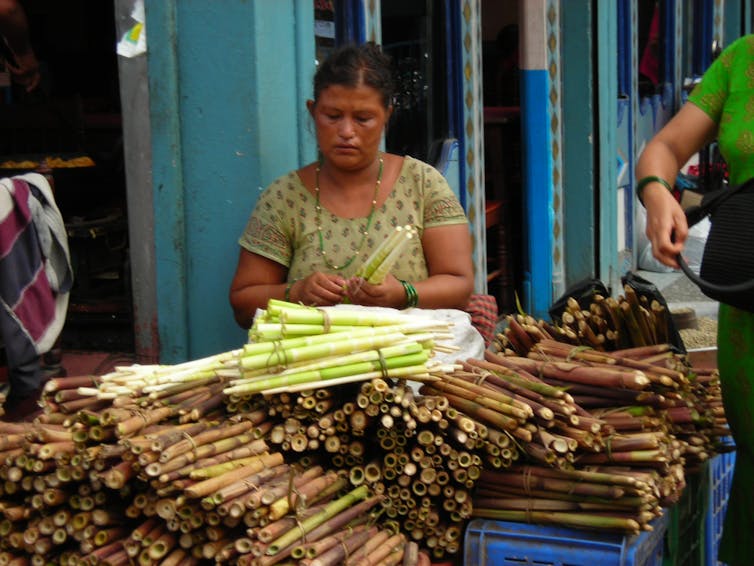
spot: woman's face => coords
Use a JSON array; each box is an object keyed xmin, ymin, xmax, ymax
[{"xmin": 308, "ymin": 83, "xmax": 392, "ymax": 171}]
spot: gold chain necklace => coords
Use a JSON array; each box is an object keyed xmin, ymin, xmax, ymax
[{"xmin": 315, "ymin": 155, "xmax": 383, "ymax": 271}]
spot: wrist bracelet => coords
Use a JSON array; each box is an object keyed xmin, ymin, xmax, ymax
[
  {"xmin": 399, "ymin": 279, "xmax": 418, "ymax": 308},
  {"xmin": 284, "ymin": 280, "xmax": 297, "ymax": 302},
  {"xmin": 636, "ymin": 175, "xmax": 673, "ymax": 205}
]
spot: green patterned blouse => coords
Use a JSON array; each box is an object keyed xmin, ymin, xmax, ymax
[
  {"xmin": 688, "ymin": 34, "xmax": 754, "ymax": 186},
  {"xmin": 239, "ymin": 155, "xmax": 468, "ymax": 281},
  {"xmin": 688, "ymin": 34, "xmax": 754, "ymax": 566}
]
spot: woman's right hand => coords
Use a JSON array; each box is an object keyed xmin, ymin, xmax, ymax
[
  {"xmin": 636, "ymin": 102, "xmax": 718, "ymax": 270},
  {"xmin": 290, "ymin": 272, "xmax": 346, "ymax": 306},
  {"xmin": 643, "ymin": 184, "xmax": 688, "ymax": 269}
]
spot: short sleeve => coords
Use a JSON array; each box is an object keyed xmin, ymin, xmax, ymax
[
  {"xmin": 687, "ymin": 35, "xmax": 754, "ymax": 186},
  {"xmin": 414, "ymin": 160, "xmax": 468, "ymax": 228},
  {"xmin": 238, "ymin": 173, "xmax": 300, "ymax": 268},
  {"xmin": 687, "ymin": 36, "xmax": 746, "ymax": 122}
]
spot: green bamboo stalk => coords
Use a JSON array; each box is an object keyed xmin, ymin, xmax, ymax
[
  {"xmin": 240, "ymin": 325, "xmax": 395, "ymax": 360},
  {"xmin": 356, "ymin": 225, "xmax": 406, "ymax": 280},
  {"xmin": 239, "ymin": 331, "xmax": 409, "ymax": 371},
  {"xmin": 184, "ymin": 453, "xmax": 285, "ymax": 499},
  {"xmin": 227, "ymin": 351, "xmax": 428, "ymax": 395},
  {"xmin": 266, "ymin": 303, "xmax": 412, "ymax": 327},
  {"xmin": 266, "ymin": 485, "xmax": 369, "ymax": 555},
  {"xmin": 261, "ymin": 364, "xmax": 431, "ymax": 395},
  {"xmin": 366, "ymin": 228, "xmax": 416, "ymax": 284},
  {"xmin": 250, "ymin": 323, "xmax": 355, "ymax": 341},
  {"xmin": 229, "ymin": 342, "xmax": 425, "ymax": 387}
]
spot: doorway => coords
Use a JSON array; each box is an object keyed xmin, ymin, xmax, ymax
[
  {"xmin": 480, "ymin": 0, "xmax": 523, "ymax": 315},
  {"xmin": 0, "ymin": 1, "xmax": 133, "ymax": 355}
]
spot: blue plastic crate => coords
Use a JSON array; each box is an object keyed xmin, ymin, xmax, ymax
[
  {"xmin": 463, "ymin": 515, "xmax": 668, "ymax": 566},
  {"xmin": 706, "ymin": 448, "xmax": 736, "ymax": 566},
  {"xmin": 663, "ymin": 464, "xmax": 709, "ymax": 566}
]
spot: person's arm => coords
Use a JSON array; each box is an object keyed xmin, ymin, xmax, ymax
[
  {"xmin": 229, "ymin": 250, "xmax": 348, "ymax": 328},
  {"xmin": 411, "ymin": 223, "xmax": 474, "ymax": 308},
  {"xmin": 0, "ymin": 0, "xmax": 40, "ymax": 91},
  {"xmin": 636, "ymin": 102, "xmax": 717, "ymax": 268},
  {"xmin": 229, "ymin": 251, "xmax": 288, "ymax": 329}
]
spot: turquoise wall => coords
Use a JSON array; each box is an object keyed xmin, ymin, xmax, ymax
[
  {"xmin": 146, "ymin": 1, "xmax": 316, "ymax": 362},
  {"xmin": 561, "ymin": 2, "xmax": 597, "ymax": 286}
]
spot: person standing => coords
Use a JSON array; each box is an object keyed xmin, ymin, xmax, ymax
[{"xmin": 636, "ymin": 34, "xmax": 754, "ymax": 565}]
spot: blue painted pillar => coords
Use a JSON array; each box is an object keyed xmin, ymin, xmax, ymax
[
  {"xmin": 145, "ymin": 1, "xmax": 316, "ymax": 362},
  {"xmin": 519, "ymin": 0, "xmax": 553, "ymax": 318},
  {"xmin": 561, "ymin": 3, "xmax": 597, "ymax": 285}
]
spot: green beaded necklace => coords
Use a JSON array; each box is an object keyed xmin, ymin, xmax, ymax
[{"xmin": 314, "ymin": 155, "xmax": 383, "ymax": 271}]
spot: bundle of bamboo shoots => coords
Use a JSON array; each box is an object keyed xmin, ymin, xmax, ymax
[
  {"xmin": 256, "ymin": 377, "xmax": 477, "ymax": 560},
  {"xmin": 491, "ymin": 286, "xmax": 673, "ymax": 354},
  {"xmin": 354, "ymin": 224, "xmax": 418, "ymax": 284},
  {"xmin": 489, "ymin": 296, "xmax": 730, "ymax": 459},
  {"xmin": 0, "ymin": 420, "xmax": 134, "ymax": 564},
  {"xmin": 221, "ymin": 301, "xmax": 459, "ymax": 402},
  {"xmin": 428, "ymin": 358, "xmax": 609, "ymax": 470},
  {"xmin": 472, "ymin": 464, "xmax": 665, "ymax": 534},
  {"xmin": 0, "ymin": 397, "xmax": 424, "ymax": 566}
]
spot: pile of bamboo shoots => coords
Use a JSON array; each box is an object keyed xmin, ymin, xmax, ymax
[
  {"xmin": 423, "ymin": 359, "xmax": 605, "ymax": 471},
  {"xmin": 0, "ymin": 294, "xmax": 733, "ymax": 563},
  {"xmin": 465, "ymin": 288, "xmax": 731, "ymax": 534},
  {"xmin": 256, "ymin": 377, "xmax": 477, "ymax": 559},
  {"xmin": 0, "ymin": 382, "xmax": 421, "ymax": 565},
  {"xmin": 493, "ymin": 286, "xmax": 674, "ymax": 351},
  {"xmin": 490, "ymin": 296, "xmax": 730, "ymax": 463},
  {"xmin": 0, "ymin": 301, "xmax": 463, "ymax": 564},
  {"xmin": 219, "ymin": 302, "xmax": 480, "ymax": 559}
]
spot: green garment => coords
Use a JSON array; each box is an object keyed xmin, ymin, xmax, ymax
[
  {"xmin": 239, "ymin": 155, "xmax": 468, "ymax": 281},
  {"xmin": 688, "ymin": 34, "xmax": 754, "ymax": 566}
]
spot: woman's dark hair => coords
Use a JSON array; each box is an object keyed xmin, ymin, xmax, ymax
[{"xmin": 313, "ymin": 42, "xmax": 395, "ymax": 109}]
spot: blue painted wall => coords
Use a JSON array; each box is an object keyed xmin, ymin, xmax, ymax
[
  {"xmin": 561, "ymin": 2, "xmax": 597, "ymax": 286},
  {"xmin": 146, "ymin": 1, "xmax": 316, "ymax": 363}
]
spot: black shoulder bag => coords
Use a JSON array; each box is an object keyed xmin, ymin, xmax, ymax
[{"xmin": 677, "ymin": 177, "xmax": 754, "ymax": 313}]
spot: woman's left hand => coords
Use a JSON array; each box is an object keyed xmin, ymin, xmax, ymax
[{"xmin": 343, "ymin": 274, "xmax": 406, "ymax": 309}]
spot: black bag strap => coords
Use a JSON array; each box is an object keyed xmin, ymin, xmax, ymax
[
  {"xmin": 677, "ymin": 177, "xmax": 754, "ymax": 293},
  {"xmin": 683, "ymin": 177, "xmax": 754, "ymax": 226}
]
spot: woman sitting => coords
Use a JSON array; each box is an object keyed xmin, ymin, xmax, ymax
[{"xmin": 229, "ymin": 42, "xmax": 474, "ymax": 329}]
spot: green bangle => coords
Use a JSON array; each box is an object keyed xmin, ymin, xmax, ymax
[
  {"xmin": 399, "ymin": 280, "xmax": 418, "ymax": 308},
  {"xmin": 636, "ymin": 175, "xmax": 673, "ymax": 204},
  {"xmin": 284, "ymin": 280, "xmax": 297, "ymax": 302}
]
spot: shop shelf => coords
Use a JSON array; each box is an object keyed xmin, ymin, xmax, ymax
[
  {"xmin": 706, "ymin": 446, "xmax": 736, "ymax": 566},
  {"xmin": 463, "ymin": 515, "xmax": 668, "ymax": 566}
]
